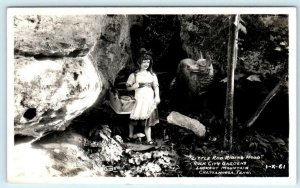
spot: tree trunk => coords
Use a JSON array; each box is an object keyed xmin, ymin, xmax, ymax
[
  {"xmin": 245, "ymin": 75, "xmax": 287, "ymax": 127},
  {"xmin": 224, "ymin": 15, "xmax": 239, "ymax": 151}
]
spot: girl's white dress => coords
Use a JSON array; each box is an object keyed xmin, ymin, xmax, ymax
[{"xmin": 126, "ymin": 71, "xmax": 159, "ymax": 122}]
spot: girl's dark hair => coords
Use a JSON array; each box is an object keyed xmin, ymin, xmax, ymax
[{"xmin": 136, "ymin": 48, "xmax": 154, "ymax": 74}]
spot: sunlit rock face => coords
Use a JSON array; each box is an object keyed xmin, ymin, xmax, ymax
[
  {"xmin": 10, "ymin": 142, "xmax": 106, "ymax": 180},
  {"xmin": 14, "ymin": 15, "xmax": 105, "ymax": 57},
  {"xmin": 13, "ymin": 15, "xmax": 131, "ymax": 137},
  {"xmin": 9, "ymin": 127, "xmax": 123, "ymax": 180},
  {"xmin": 14, "ymin": 56, "xmax": 101, "ymax": 137},
  {"xmin": 89, "ymin": 15, "xmax": 132, "ymax": 103}
]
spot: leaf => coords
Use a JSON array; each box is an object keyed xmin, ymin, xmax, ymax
[
  {"xmin": 255, "ymin": 134, "xmax": 270, "ymax": 143},
  {"xmin": 239, "ymin": 16, "xmax": 246, "ymax": 24},
  {"xmin": 220, "ymin": 77, "xmax": 228, "ymax": 83},
  {"xmin": 194, "ymin": 147, "xmax": 204, "ymax": 154},
  {"xmin": 101, "ymin": 125, "xmax": 112, "ymax": 137},
  {"xmin": 247, "ymin": 75, "xmax": 262, "ymax": 82},
  {"xmin": 249, "ymin": 142, "xmax": 255, "ymax": 149},
  {"xmin": 280, "ymin": 41, "xmax": 288, "ymax": 46},
  {"xmin": 99, "ymin": 132, "xmax": 109, "ymax": 141},
  {"xmin": 259, "ymin": 141, "xmax": 269, "ymax": 149},
  {"xmin": 274, "ymin": 46, "xmax": 282, "ymax": 51},
  {"xmin": 238, "ymin": 23, "xmax": 247, "ymax": 34},
  {"xmin": 273, "ymin": 138, "xmax": 286, "ymax": 146},
  {"xmin": 261, "ymin": 147, "xmax": 267, "ymax": 153}
]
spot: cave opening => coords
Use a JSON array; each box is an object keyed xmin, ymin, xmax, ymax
[{"xmin": 125, "ymin": 16, "xmax": 187, "ymax": 104}]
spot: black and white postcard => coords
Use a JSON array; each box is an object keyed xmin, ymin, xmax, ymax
[{"xmin": 7, "ymin": 7, "xmax": 296, "ymax": 184}]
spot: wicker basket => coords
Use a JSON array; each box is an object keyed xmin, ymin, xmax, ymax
[{"xmin": 109, "ymin": 90, "xmax": 135, "ymax": 114}]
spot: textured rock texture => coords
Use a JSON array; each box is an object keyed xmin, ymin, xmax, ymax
[
  {"xmin": 14, "ymin": 15, "xmax": 131, "ymax": 137},
  {"xmin": 14, "ymin": 15, "xmax": 104, "ymax": 57},
  {"xmin": 167, "ymin": 111, "xmax": 206, "ymax": 137},
  {"xmin": 10, "ymin": 132, "xmax": 105, "ymax": 180},
  {"xmin": 14, "ymin": 56, "xmax": 101, "ymax": 137},
  {"xmin": 89, "ymin": 15, "xmax": 132, "ymax": 101},
  {"xmin": 10, "ymin": 142, "xmax": 106, "ymax": 180},
  {"xmin": 10, "ymin": 126, "xmax": 124, "ymax": 179}
]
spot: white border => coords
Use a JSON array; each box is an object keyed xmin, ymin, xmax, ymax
[
  {"xmin": 7, "ymin": 7, "xmax": 297, "ymax": 185},
  {"xmin": 7, "ymin": 7, "xmax": 297, "ymax": 15}
]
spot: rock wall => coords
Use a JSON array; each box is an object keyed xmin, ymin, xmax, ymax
[
  {"xmin": 89, "ymin": 15, "xmax": 132, "ymax": 104},
  {"xmin": 14, "ymin": 15, "xmax": 131, "ymax": 137},
  {"xmin": 10, "ymin": 142, "xmax": 105, "ymax": 179},
  {"xmin": 14, "ymin": 56, "xmax": 101, "ymax": 137},
  {"xmin": 14, "ymin": 15, "xmax": 104, "ymax": 57}
]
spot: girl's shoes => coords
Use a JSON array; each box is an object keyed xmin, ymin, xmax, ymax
[
  {"xmin": 126, "ymin": 137, "xmax": 156, "ymax": 145},
  {"xmin": 146, "ymin": 140, "xmax": 156, "ymax": 145}
]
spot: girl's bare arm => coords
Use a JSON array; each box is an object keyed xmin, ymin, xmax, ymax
[{"xmin": 126, "ymin": 82, "xmax": 139, "ymax": 91}]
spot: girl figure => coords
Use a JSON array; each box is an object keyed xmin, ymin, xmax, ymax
[{"xmin": 126, "ymin": 49, "xmax": 160, "ymax": 145}]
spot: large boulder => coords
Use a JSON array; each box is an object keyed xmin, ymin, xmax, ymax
[
  {"xmin": 9, "ymin": 126, "xmax": 124, "ymax": 180},
  {"xmin": 87, "ymin": 15, "xmax": 132, "ymax": 106},
  {"xmin": 9, "ymin": 142, "xmax": 106, "ymax": 180},
  {"xmin": 14, "ymin": 15, "xmax": 105, "ymax": 57},
  {"xmin": 90, "ymin": 15, "xmax": 131, "ymax": 82},
  {"xmin": 10, "ymin": 136, "xmax": 100, "ymax": 180},
  {"xmin": 14, "ymin": 56, "xmax": 102, "ymax": 137},
  {"xmin": 13, "ymin": 15, "xmax": 132, "ymax": 137}
]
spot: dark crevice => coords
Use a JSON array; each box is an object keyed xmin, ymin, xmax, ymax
[
  {"xmin": 20, "ymin": 97, "xmax": 26, "ymax": 107},
  {"xmin": 39, "ymin": 117, "xmax": 54, "ymax": 124},
  {"xmin": 14, "ymin": 49, "xmax": 63, "ymax": 60},
  {"xmin": 42, "ymin": 109, "xmax": 54, "ymax": 116},
  {"xmin": 73, "ymin": 72, "xmax": 79, "ymax": 81},
  {"xmin": 56, "ymin": 107, "xmax": 67, "ymax": 115},
  {"xmin": 14, "ymin": 48, "xmax": 89, "ymax": 59},
  {"xmin": 23, "ymin": 108, "xmax": 37, "ymax": 121},
  {"xmin": 68, "ymin": 49, "xmax": 82, "ymax": 57},
  {"xmin": 60, "ymin": 42, "xmax": 71, "ymax": 48},
  {"xmin": 68, "ymin": 48, "xmax": 89, "ymax": 57},
  {"xmin": 14, "ymin": 134, "xmax": 35, "ymax": 145},
  {"xmin": 33, "ymin": 53, "xmax": 63, "ymax": 60}
]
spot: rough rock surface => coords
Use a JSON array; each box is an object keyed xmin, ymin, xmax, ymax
[
  {"xmin": 13, "ymin": 15, "xmax": 131, "ymax": 137},
  {"xmin": 167, "ymin": 111, "xmax": 206, "ymax": 137},
  {"xmin": 10, "ymin": 142, "xmax": 106, "ymax": 180},
  {"xmin": 14, "ymin": 56, "xmax": 101, "ymax": 137},
  {"xmin": 90, "ymin": 15, "xmax": 131, "ymax": 83},
  {"xmin": 10, "ymin": 127, "xmax": 124, "ymax": 180},
  {"xmin": 11, "ymin": 140, "xmax": 100, "ymax": 180},
  {"xmin": 14, "ymin": 15, "xmax": 105, "ymax": 57}
]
